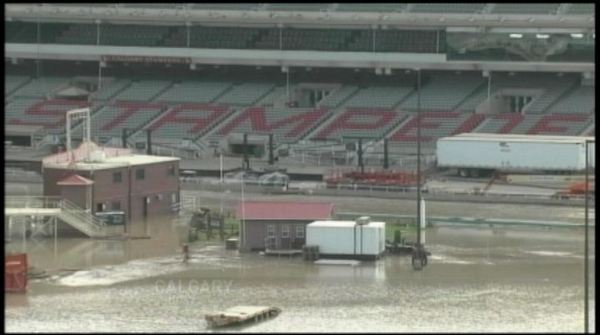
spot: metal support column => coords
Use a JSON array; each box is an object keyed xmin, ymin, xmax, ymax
[
  {"xmin": 357, "ymin": 138, "xmax": 364, "ymax": 174},
  {"xmin": 122, "ymin": 128, "xmax": 128, "ymax": 148},
  {"xmin": 54, "ymin": 216, "xmax": 58, "ymax": 261},
  {"xmin": 268, "ymin": 134, "xmax": 274, "ymax": 165},
  {"xmin": 383, "ymin": 138, "xmax": 389, "ymax": 169},
  {"xmin": 243, "ymin": 133, "xmax": 249, "ymax": 170}
]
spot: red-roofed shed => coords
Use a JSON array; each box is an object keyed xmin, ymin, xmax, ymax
[{"xmin": 236, "ymin": 201, "xmax": 335, "ymax": 252}]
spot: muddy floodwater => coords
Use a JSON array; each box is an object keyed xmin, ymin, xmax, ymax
[{"xmin": 5, "ymin": 217, "xmax": 595, "ymax": 333}]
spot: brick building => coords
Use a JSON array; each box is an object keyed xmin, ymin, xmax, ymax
[
  {"xmin": 42, "ymin": 142, "xmax": 180, "ymax": 225},
  {"xmin": 236, "ymin": 201, "xmax": 335, "ymax": 251}
]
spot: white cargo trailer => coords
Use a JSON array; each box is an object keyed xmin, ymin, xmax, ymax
[
  {"xmin": 437, "ymin": 133, "xmax": 595, "ymax": 177},
  {"xmin": 306, "ymin": 219, "xmax": 386, "ymax": 259}
]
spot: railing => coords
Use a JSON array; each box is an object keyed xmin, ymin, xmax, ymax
[
  {"xmin": 5, "ymin": 196, "xmax": 63, "ymax": 209},
  {"xmin": 59, "ymin": 198, "xmax": 107, "ymax": 237},
  {"xmin": 5, "ymin": 196, "xmax": 108, "ymax": 237}
]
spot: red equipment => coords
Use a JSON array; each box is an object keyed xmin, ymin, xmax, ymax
[{"xmin": 5, "ymin": 253, "xmax": 28, "ymax": 293}]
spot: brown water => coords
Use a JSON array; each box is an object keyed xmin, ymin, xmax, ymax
[{"xmin": 5, "ymin": 219, "xmax": 595, "ymax": 333}]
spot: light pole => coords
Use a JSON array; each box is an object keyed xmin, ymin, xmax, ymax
[
  {"xmin": 412, "ymin": 68, "xmax": 427, "ymax": 271},
  {"xmin": 584, "ymin": 139, "xmax": 594, "ymax": 333}
]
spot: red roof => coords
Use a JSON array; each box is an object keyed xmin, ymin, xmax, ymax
[
  {"xmin": 56, "ymin": 174, "xmax": 94, "ymax": 186},
  {"xmin": 235, "ymin": 201, "xmax": 334, "ymax": 221}
]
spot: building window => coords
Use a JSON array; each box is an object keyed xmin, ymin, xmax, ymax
[
  {"xmin": 281, "ymin": 225, "xmax": 290, "ymax": 238},
  {"xmin": 296, "ymin": 225, "xmax": 305, "ymax": 238},
  {"xmin": 113, "ymin": 171, "xmax": 122, "ymax": 183},
  {"xmin": 171, "ymin": 193, "xmax": 177, "ymax": 204},
  {"xmin": 96, "ymin": 203, "xmax": 105, "ymax": 212},
  {"xmin": 136, "ymin": 168, "xmax": 145, "ymax": 180},
  {"xmin": 267, "ymin": 224, "xmax": 275, "ymax": 238},
  {"xmin": 168, "ymin": 165, "xmax": 175, "ymax": 176},
  {"xmin": 112, "ymin": 201, "xmax": 121, "ymax": 210}
]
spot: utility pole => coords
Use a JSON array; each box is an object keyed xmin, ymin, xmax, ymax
[
  {"xmin": 412, "ymin": 68, "xmax": 427, "ymax": 271},
  {"xmin": 584, "ymin": 139, "xmax": 593, "ymax": 333}
]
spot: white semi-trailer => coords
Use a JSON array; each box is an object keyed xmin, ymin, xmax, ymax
[{"xmin": 437, "ymin": 133, "xmax": 595, "ymax": 177}]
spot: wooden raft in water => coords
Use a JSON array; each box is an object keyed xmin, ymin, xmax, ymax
[{"xmin": 205, "ymin": 306, "xmax": 281, "ymax": 328}]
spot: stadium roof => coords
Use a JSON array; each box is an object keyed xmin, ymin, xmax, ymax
[{"xmin": 6, "ymin": 3, "xmax": 594, "ymax": 30}]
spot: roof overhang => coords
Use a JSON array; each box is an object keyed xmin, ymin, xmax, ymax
[
  {"xmin": 6, "ymin": 43, "xmax": 594, "ymax": 73},
  {"xmin": 5, "ymin": 4, "xmax": 595, "ymax": 31}
]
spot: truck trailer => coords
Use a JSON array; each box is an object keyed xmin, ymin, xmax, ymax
[{"xmin": 436, "ymin": 133, "xmax": 595, "ymax": 177}]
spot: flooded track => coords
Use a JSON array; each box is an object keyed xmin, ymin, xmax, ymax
[{"xmin": 5, "ymin": 222, "xmax": 595, "ymax": 333}]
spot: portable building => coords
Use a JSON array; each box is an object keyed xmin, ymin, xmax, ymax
[{"xmin": 306, "ymin": 219, "xmax": 386, "ymax": 259}]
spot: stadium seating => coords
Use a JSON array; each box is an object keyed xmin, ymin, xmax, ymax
[
  {"xmin": 525, "ymin": 114, "xmax": 593, "ymax": 135},
  {"xmin": 165, "ymin": 26, "xmax": 262, "ymax": 49},
  {"xmin": 3, "ymin": 74, "xmax": 593, "ymax": 143},
  {"xmin": 5, "ymin": 76, "xmax": 31, "ymax": 96},
  {"xmin": 210, "ymin": 107, "xmax": 330, "ymax": 143},
  {"xmin": 311, "ymin": 109, "xmax": 409, "ymax": 141},
  {"xmin": 56, "ymin": 24, "xmax": 170, "ymax": 46},
  {"xmin": 216, "ymin": 82, "xmax": 275, "ymax": 106},
  {"xmin": 548, "ymin": 86, "xmax": 595, "ymax": 114},
  {"xmin": 455, "ymin": 73, "xmax": 577, "ymax": 113},
  {"xmin": 92, "ymin": 79, "xmax": 132, "ymax": 101},
  {"xmin": 255, "ymin": 85, "xmax": 297, "ymax": 107},
  {"xmin": 5, "ymin": 21, "xmax": 38, "ymax": 43},
  {"xmin": 156, "ymin": 81, "xmax": 233, "ymax": 103},
  {"xmin": 146, "ymin": 104, "xmax": 233, "ymax": 141},
  {"xmin": 91, "ymin": 102, "xmax": 166, "ymax": 137},
  {"xmin": 283, "ymin": 29, "xmax": 354, "ymax": 51},
  {"xmin": 55, "ymin": 24, "xmax": 97, "ymax": 45},
  {"xmin": 473, "ymin": 113, "xmax": 525, "ymax": 134},
  {"xmin": 400, "ymin": 73, "xmax": 484, "ymax": 111},
  {"xmin": 113, "ymin": 80, "xmax": 172, "ymax": 102},
  {"xmin": 347, "ymin": 30, "xmax": 444, "ymax": 53},
  {"xmin": 523, "ymin": 75, "xmax": 579, "ymax": 114},
  {"xmin": 342, "ymin": 86, "xmax": 414, "ymax": 109},
  {"xmin": 389, "ymin": 112, "xmax": 486, "ymax": 143},
  {"xmin": 100, "ymin": 24, "xmax": 169, "ymax": 47},
  {"xmin": 318, "ymin": 86, "xmax": 360, "ymax": 108},
  {"xmin": 6, "ymin": 98, "xmax": 90, "ymax": 133},
  {"xmin": 11, "ymin": 77, "xmax": 71, "ymax": 99}
]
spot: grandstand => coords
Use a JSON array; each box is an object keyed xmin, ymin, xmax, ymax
[{"xmin": 4, "ymin": 3, "xmax": 595, "ymax": 168}]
